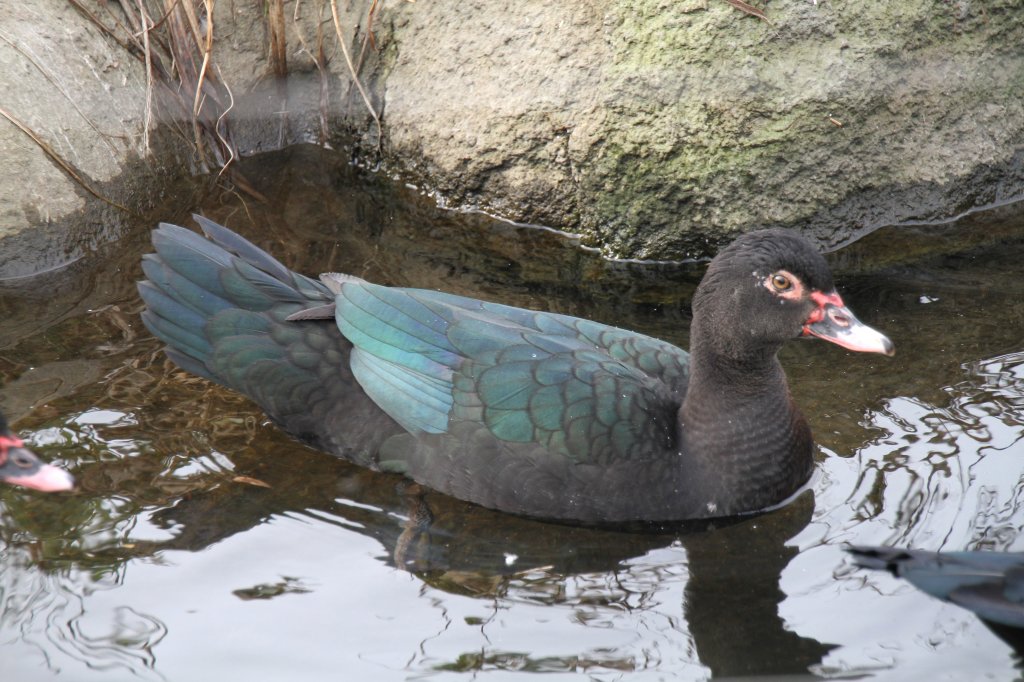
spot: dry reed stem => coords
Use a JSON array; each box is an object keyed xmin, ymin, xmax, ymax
[
  {"xmin": 68, "ymin": 0, "xmax": 179, "ymax": 152},
  {"xmin": 266, "ymin": 0, "xmax": 289, "ymax": 146},
  {"xmin": 267, "ymin": 0, "xmax": 288, "ymax": 78},
  {"xmin": 85, "ymin": 0, "xmax": 142, "ymax": 51},
  {"xmin": 330, "ymin": 0, "xmax": 382, "ymax": 153},
  {"xmin": 65, "ymin": 0, "xmax": 264, "ymax": 205},
  {"xmin": 190, "ymin": 4, "xmax": 215, "ymax": 169},
  {"xmin": 179, "ymin": 0, "xmax": 205, "ymax": 49},
  {"xmin": 212, "ymin": 63, "xmax": 241, "ymax": 184},
  {"xmin": 722, "ymin": 0, "xmax": 771, "ymax": 23},
  {"xmin": 136, "ymin": 0, "xmax": 155, "ymax": 152},
  {"xmin": 116, "ymin": 0, "xmax": 142, "ymax": 32},
  {"xmin": 353, "ymin": 0, "xmax": 380, "ymax": 74},
  {"xmin": 74, "ymin": 0, "xmax": 373, "ymax": 195},
  {"xmin": 292, "ymin": 0, "xmax": 332, "ymax": 143}
]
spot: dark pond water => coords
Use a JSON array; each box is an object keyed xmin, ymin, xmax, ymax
[{"xmin": 2, "ymin": 145, "xmax": 1024, "ymax": 681}]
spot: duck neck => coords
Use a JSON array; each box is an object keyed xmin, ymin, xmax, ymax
[
  {"xmin": 686, "ymin": 336, "xmax": 784, "ymax": 392},
  {"xmin": 677, "ymin": 336, "xmax": 813, "ymax": 517}
]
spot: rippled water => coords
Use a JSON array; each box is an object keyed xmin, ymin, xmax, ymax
[{"xmin": 2, "ymin": 146, "xmax": 1024, "ymax": 681}]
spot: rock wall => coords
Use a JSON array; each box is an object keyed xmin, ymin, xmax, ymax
[
  {"xmin": 1, "ymin": 0, "xmax": 1022, "ymax": 272},
  {"xmin": 0, "ymin": 2, "xmax": 189, "ymax": 279},
  {"xmin": 372, "ymin": 0, "xmax": 1024, "ymax": 257}
]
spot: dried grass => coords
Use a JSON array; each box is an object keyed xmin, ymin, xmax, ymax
[
  {"xmin": 4, "ymin": 0, "xmax": 388, "ymax": 212},
  {"xmin": 64, "ymin": 0, "xmax": 387, "ymax": 182}
]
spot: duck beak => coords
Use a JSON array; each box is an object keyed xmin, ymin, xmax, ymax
[
  {"xmin": 803, "ymin": 292, "xmax": 894, "ymax": 356},
  {"xmin": 1, "ymin": 442, "xmax": 75, "ymax": 492}
]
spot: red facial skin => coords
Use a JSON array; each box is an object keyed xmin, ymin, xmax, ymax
[
  {"xmin": 763, "ymin": 270, "xmax": 894, "ymax": 356},
  {"xmin": 803, "ymin": 290, "xmax": 846, "ymax": 332}
]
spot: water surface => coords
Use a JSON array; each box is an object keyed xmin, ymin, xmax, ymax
[{"xmin": 2, "ymin": 146, "xmax": 1024, "ymax": 681}]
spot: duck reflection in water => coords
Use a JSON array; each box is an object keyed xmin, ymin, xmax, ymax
[{"xmin": 67, "ymin": 447, "xmax": 824, "ymax": 678}]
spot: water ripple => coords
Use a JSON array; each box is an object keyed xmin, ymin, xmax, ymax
[
  {"xmin": 1, "ymin": 545, "xmax": 166, "ymax": 681},
  {"xmin": 781, "ymin": 350, "xmax": 1024, "ymax": 680}
]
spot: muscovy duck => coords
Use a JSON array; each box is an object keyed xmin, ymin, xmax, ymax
[
  {"xmin": 0, "ymin": 411, "xmax": 75, "ymax": 492},
  {"xmin": 848, "ymin": 546, "xmax": 1024, "ymax": 629},
  {"xmin": 138, "ymin": 217, "xmax": 892, "ymax": 523}
]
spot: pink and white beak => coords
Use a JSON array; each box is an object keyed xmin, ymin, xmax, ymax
[
  {"xmin": 803, "ymin": 291, "xmax": 895, "ymax": 356},
  {"xmin": 0, "ymin": 435, "xmax": 75, "ymax": 492}
]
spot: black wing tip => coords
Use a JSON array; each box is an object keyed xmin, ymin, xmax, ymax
[{"xmin": 845, "ymin": 545, "xmax": 916, "ymax": 572}]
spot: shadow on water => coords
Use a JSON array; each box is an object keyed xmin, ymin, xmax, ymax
[{"xmin": 2, "ymin": 145, "xmax": 1024, "ymax": 680}]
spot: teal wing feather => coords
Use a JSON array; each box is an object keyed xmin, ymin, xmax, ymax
[{"xmin": 335, "ymin": 282, "xmax": 689, "ymax": 464}]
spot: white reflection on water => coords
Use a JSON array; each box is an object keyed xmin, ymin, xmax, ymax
[
  {"xmin": 0, "ymin": 547, "xmax": 166, "ymax": 681},
  {"xmin": 1, "ymin": 516, "xmax": 706, "ymax": 681},
  {"xmin": 782, "ymin": 350, "xmax": 1024, "ymax": 680},
  {"xmin": 4, "ymin": 350, "xmax": 1024, "ymax": 680}
]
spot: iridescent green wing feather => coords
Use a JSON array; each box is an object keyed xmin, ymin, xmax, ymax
[{"xmin": 335, "ymin": 282, "xmax": 689, "ymax": 464}]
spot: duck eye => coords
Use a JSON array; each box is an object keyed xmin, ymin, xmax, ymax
[{"xmin": 770, "ymin": 273, "xmax": 792, "ymax": 292}]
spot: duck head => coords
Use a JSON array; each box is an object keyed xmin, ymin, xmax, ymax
[
  {"xmin": 692, "ymin": 229, "xmax": 894, "ymax": 361},
  {"xmin": 0, "ymin": 413, "xmax": 75, "ymax": 492}
]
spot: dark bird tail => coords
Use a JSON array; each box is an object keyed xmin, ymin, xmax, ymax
[
  {"xmin": 138, "ymin": 216, "xmax": 397, "ymax": 463},
  {"xmin": 138, "ymin": 215, "xmax": 331, "ymax": 382},
  {"xmin": 848, "ymin": 545, "xmax": 1024, "ymax": 630}
]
